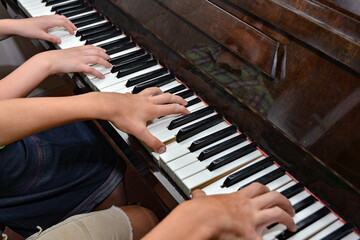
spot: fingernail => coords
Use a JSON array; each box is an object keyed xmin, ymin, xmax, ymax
[
  {"xmin": 57, "ymin": 39, "xmax": 61, "ymax": 44},
  {"xmin": 158, "ymin": 146, "xmax": 166, "ymax": 154}
]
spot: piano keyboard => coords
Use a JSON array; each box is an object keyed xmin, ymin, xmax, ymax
[{"xmin": 16, "ymin": 0, "xmax": 360, "ymax": 239}]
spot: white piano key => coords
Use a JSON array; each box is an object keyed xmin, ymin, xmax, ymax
[
  {"xmin": 214, "ymin": 164, "xmax": 279, "ymax": 194},
  {"xmin": 154, "ymin": 112, "xmax": 218, "ymax": 143},
  {"xmin": 265, "ymin": 174, "xmax": 292, "ymax": 191},
  {"xmin": 93, "ymin": 35, "xmax": 126, "ymax": 46},
  {"xmin": 164, "ymin": 132, "xmax": 241, "ymax": 171},
  {"xmin": 263, "ymin": 202, "xmax": 324, "ymax": 240},
  {"xmin": 309, "ymin": 220, "xmax": 344, "ymax": 240},
  {"xmin": 91, "ymin": 65, "xmax": 162, "ymax": 90},
  {"xmin": 275, "ymin": 180, "xmax": 297, "ymax": 192},
  {"xmin": 175, "ymin": 140, "xmax": 251, "ymax": 180},
  {"xmin": 109, "ymin": 47, "xmax": 139, "ymax": 59},
  {"xmin": 67, "ymin": 10, "xmax": 97, "ymax": 20},
  {"xmin": 200, "ymin": 156, "xmax": 266, "ymax": 195},
  {"xmin": 288, "ymin": 213, "xmax": 338, "ymax": 240},
  {"xmin": 341, "ymin": 232, "xmax": 360, "ymax": 240},
  {"xmin": 158, "ymin": 121, "xmax": 230, "ymax": 163},
  {"xmin": 179, "ymin": 150, "xmax": 263, "ymax": 196},
  {"xmin": 159, "ymin": 81, "xmax": 182, "ymax": 92},
  {"xmin": 77, "ymin": 20, "xmax": 108, "ymax": 31},
  {"xmin": 289, "ymin": 190, "xmax": 311, "ymax": 206}
]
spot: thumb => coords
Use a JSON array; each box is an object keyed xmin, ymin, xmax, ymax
[
  {"xmin": 135, "ymin": 126, "xmax": 166, "ymax": 154},
  {"xmin": 191, "ymin": 189, "xmax": 207, "ymax": 199},
  {"xmin": 42, "ymin": 32, "xmax": 61, "ymax": 44}
]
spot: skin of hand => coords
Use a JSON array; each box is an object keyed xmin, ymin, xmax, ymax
[
  {"xmin": 0, "ymin": 15, "xmax": 77, "ymax": 43},
  {"xmin": 39, "ymin": 45, "xmax": 112, "ymax": 79},
  {"xmin": 0, "ymin": 88, "xmax": 189, "ymax": 154},
  {"xmin": 143, "ymin": 183, "xmax": 296, "ymax": 240},
  {"xmin": 0, "ymin": 45, "xmax": 111, "ymax": 99},
  {"xmin": 98, "ymin": 88, "xmax": 190, "ymax": 153}
]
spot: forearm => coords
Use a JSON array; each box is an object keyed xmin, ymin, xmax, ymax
[
  {"xmin": 0, "ymin": 52, "xmax": 52, "ymax": 99},
  {"xmin": 143, "ymin": 201, "xmax": 218, "ymax": 240},
  {"xmin": 0, "ymin": 92, "xmax": 105, "ymax": 145},
  {"xmin": 0, "ymin": 19, "xmax": 21, "ymax": 40}
]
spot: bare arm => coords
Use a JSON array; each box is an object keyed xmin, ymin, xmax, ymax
[
  {"xmin": 0, "ymin": 89, "xmax": 189, "ymax": 153},
  {"xmin": 0, "ymin": 45, "xmax": 112, "ymax": 99},
  {"xmin": 143, "ymin": 183, "xmax": 296, "ymax": 240},
  {"xmin": 0, "ymin": 15, "xmax": 76, "ymax": 43}
]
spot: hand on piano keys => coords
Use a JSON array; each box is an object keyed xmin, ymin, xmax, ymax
[
  {"xmin": 0, "ymin": 14, "xmax": 76, "ymax": 43},
  {"xmin": 144, "ymin": 183, "xmax": 296, "ymax": 240}
]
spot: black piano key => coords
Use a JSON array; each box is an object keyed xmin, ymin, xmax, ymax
[
  {"xmin": 71, "ymin": 14, "xmax": 103, "ymax": 28},
  {"xmin": 85, "ymin": 30, "xmax": 121, "ymax": 45},
  {"xmin": 63, "ymin": 7, "xmax": 94, "ymax": 18},
  {"xmin": 208, "ymin": 142, "xmax": 258, "ymax": 171},
  {"xmin": 132, "ymin": 74, "xmax": 174, "ymax": 94},
  {"xmin": 293, "ymin": 195, "xmax": 316, "ymax": 213},
  {"xmin": 277, "ymin": 207, "xmax": 330, "ymax": 240},
  {"xmin": 80, "ymin": 26, "xmax": 116, "ymax": 41},
  {"xmin": 45, "ymin": 0, "xmax": 75, "ymax": 6},
  {"xmin": 239, "ymin": 167, "xmax": 286, "ymax": 190},
  {"xmin": 320, "ymin": 223, "xmax": 353, "ymax": 240},
  {"xmin": 52, "ymin": 2, "xmax": 83, "ymax": 12},
  {"xmin": 117, "ymin": 59, "xmax": 158, "ymax": 78},
  {"xmin": 111, "ymin": 54, "xmax": 152, "ymax": 73},
  {"xmin": 175, "ymin": 89, "xmax": 194, "ymax": 99},
  {"xmin": 164, "ymin": 84, "xmax": 186, "ymax": 94},
  {"xmin": 168, "ymin": 106, "xmax": 214, "ymax": 130},
  {"xmin": 107, "ymin": 42, "xmax": 136, "ymax": 55},
  {"xmin": 176, "ymin": 114, "xmax": 224, "ymax": 142},
  {"xmin": 109, "ymin": 49, "xmax": 145, "ymax": 65},
  {"xmin": 76, "ymin": 22, "xmax": 113, "ymax": 37},
  {"xmin": 57, "ymin": 5, "xmax": 87, "ymax": 14},
  {"xmin": 189, "ymin": 126, "xmax": 237, "ymax": 152},
  {"xmin": 98, "ymin": 37, "xmax": 131, "ymax": 50},
  {"xmin": 184, "ymin": 97, "xmax": 201, "ymax": 107},
  {"xmin": 280, "ymin": 182, "xmax": 304, "ymax": 199},
  {"xmin": 223, "ymin": 156, "xmax": 274, "ymax": 187},
  {"xmin": 198, "ymin": 134, "xmax": 247, "ymax": 161},
  {"xmin": 126, "ymin": 68, "xmax": 168, "ymax": 87}
]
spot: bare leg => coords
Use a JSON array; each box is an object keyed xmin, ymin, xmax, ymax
[
  {"xmin": 92, "ymin": 181, "xmax": 128, "ymax": 211},
  {"xmin": 120, "ymin": 205, "xmax": 159, "ymax": 240}
]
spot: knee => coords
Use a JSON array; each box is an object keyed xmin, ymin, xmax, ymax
[{"xmin": 121, "ymin": 205, "xmax": 159, "ymax": 240}]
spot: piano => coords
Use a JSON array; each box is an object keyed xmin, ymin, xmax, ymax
[{"xmin": 2, "ymin": 0, "xmax": 360, "ymax": 239}]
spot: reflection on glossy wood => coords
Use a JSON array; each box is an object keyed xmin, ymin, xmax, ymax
[{"xmin": 92, "ymin": 0, "xmax": 360, "ymax": 227}]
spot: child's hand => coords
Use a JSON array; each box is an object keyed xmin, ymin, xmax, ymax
[
  {"xmin": 38, "ymin": 45, "xmax": 111, "ymax": 79},
  {"xmin": 14, "ymin": 15, "xmax": 76, "ymax": 44}
]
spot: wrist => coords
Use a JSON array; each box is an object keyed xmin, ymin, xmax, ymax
[{"xmin": 0, "ymin": 19, "xmax": 17, "ymax": 39}]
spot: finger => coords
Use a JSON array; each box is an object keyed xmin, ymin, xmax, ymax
[
  {"xmin": 191, "ymin": 189, "xmax": 207, "ymax": 199},
  {"xmin": 153, "ymin": 104, "xmax": 190, "ymax": 118},
  {"xmin": 47, "ymin": 15, "xmax": 76, "ymax": 34},
  {"xmin": 138, "ymin": 87, "xmax": 163, "ymax": 97},
  {"xmin": 237, "ymin": 182, "xmax": 270, "ymax": 198},
  {"xmin": 85, "ymin": 56, "xmax": 112, "ymax": 69},
  {"xmin": 255, "ymin": 207, "xmax": 296, "ymax": 232},
  {"xmin": 151, "ymin": 93, "xmax": 188, "ymax": 106},
  {"xmin": 82, "ymin": 65, "xmax": 105, "ymax": 79},
  {"xmin": 252, "ymin": 191, "xmax": 295, "ymax": 216},
  {"xmin": 81, "ymin": 45, "xmax": 109, "ymax": 59},
  {"xmin": 133, "ymin": 125, "xmax": 165, "ymax": 153},
  {"xmin": 43, "ymin": 33, "xmax": 62, "ymax": 44}
]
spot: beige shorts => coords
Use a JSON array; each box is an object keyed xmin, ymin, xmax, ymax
[{"xmin": 26, "ymin": 206, "xmax": 133, "ymax": 240}]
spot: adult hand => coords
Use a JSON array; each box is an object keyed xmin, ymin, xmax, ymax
[
  {"xmin": 38, "ymin": 45, "xmax": 111, "ymax": 79},
  {"xmin": 13, "ymin": 15, "xmax": 76, "ymax": 44},
  {"xmin": 191, "ymin": 183, "xmax": 296, "ymax": 240},
  {"xmin": 98, "ymin": 88, "xmax": 190, "ymax": 153}
]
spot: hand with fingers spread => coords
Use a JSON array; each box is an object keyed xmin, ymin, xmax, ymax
[
  {"xmin": 0, "ymin": 15, "xmax": 77, "ymax": 43},
  {"xmin": 143, "ymin": 182, "xmax": 296, "ymax": 240},
  {"xmin": 98, "ymin": 88, "xmax": 190, "ymax": 153}
]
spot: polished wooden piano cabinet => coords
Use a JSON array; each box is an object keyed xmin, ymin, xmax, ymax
[
  {"xmin": 3, "ymin": 0, "xmax": 360, "ymax": 237},
  {"xmin": 87, "ymin": 0, "xmax": 360, "ymax": 226}
]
